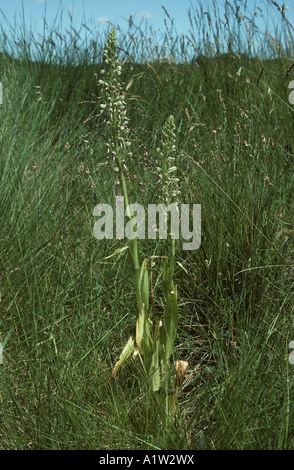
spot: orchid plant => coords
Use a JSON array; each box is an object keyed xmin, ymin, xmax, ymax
[{"xmin": 97, "ymin": 27, "xmax": 188, "ymax": 415}]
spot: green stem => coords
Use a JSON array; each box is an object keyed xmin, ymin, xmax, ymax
[{"xmin": 112, "ymin": 119, "xmax": 142, "ymax": 316}]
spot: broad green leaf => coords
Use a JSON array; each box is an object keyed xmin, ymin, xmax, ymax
[
  {"xmin": 148, "ymin": 319, "xmax": 163, "ymax": 392},
  {"xmin": 141, "ymin": 269, "xmax": 149, "ymax": 313},
  {"xmin": 112, "ymin": 336, "xmax": 135, "ymax": 377},
  {"xmin": 139, "ymin": 258, "xmax": 146, "ymax": 286},
  {"xmin": 160, "ymin": 286, "xmax": 178, "ymax": 363},
  {"xmin": 136, "ymin": 303, "xmax": 153, "ymax": 364},
  {"xmin": 136, "ymin": 304, "xmax": 146, "ymax": 350},
  {"xmin": 149, "ymin": 344, "xmax": 161, "ymax": 392},
  {"xmin": 138, "ymin": 258, "xmax": 149, "ymax": 313}
]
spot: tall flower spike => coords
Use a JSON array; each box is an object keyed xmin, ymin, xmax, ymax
[
  {"xmin": 157, "ymin": 115, "xmax": 179, "ymax": 205},
  {"xmin": 98, "ymin": 27, "xmax": 131, "ymax": 167}
]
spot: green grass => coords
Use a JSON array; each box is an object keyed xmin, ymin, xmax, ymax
[{"xmin": 0, "ymin": 1, "xmax": 293, "ymax": 450}]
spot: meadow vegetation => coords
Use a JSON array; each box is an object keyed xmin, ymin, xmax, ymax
[{"xmin": 0, "ymin": 0, "xmax": 293, "ymax": 449}]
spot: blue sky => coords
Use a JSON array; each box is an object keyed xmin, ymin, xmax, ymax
[
  {"xmin": 1, "ymin": 0, "xmax": 294, "ymax": 34},
  {"xmin": 0, "ymin": 0, "xmax": 191, "ymax": 34},
  {"xmin": 1, "ymin": 0, "xmax": 294, "ymax": 56}
]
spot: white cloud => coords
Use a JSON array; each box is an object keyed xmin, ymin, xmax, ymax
[
  {"xmin": 97, "ymin": 16, "xmax": 110, "ymax": 24},
  {"xmin": 136, "ymin": 10, "xmax": 155, "ymax": 20}
]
